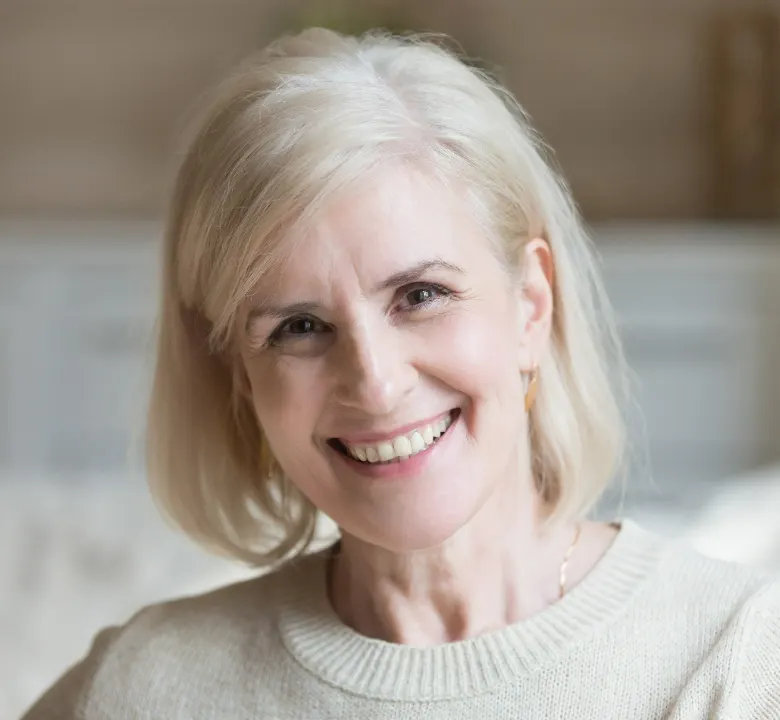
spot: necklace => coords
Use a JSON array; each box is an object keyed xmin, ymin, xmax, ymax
[
  {"xmin": 558, "ymin": 523, "xmax": 582, "ymax": 599},
  {"xmin": 328, "ymin": 522, "xmax": 583, "ymax": 606}
]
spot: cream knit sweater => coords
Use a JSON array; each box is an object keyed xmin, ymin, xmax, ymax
[{"xmin": 22, "ymin": 520, "xmax": 780, "ymax": 719}]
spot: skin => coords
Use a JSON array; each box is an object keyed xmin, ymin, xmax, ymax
[{"xmin": 238, "ymin": 164, "xmax": 618, "ymax": 646}]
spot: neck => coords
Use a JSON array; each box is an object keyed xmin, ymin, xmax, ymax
[{"xmin": 328, "ymin": 479, "xmax": 581, "ymax": 647}]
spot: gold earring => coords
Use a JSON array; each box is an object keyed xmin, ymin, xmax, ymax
[{"xmin": 524, "ymin": 368, "xmax": 539, "ymax": 412}]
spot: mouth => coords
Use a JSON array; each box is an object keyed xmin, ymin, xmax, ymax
[{"xmin": 328, "ymin": 409, "xmax": 460, "ymax": 465}]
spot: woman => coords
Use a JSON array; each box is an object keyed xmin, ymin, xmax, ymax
[{"xmin": 23, "ymin": 28, "xmax": 779, "ymax": 719}]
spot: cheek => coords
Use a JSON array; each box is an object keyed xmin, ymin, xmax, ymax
[
  {"xmin": 430, "ymin": 306, "xmax": 524, "ymax": 399},
  {"xmin": 244, "ymin": 357, "xmax": 324, "ymax": 453},
  {"xmin": 425, "ymin": 306, "xmax": 526, "ymax": 458},
  {"xmin": 246, "ymin": 364, "xmax": 335, "ymax": 506}
]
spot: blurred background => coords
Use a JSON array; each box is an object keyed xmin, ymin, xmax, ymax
[{"xmin": 2, "ymin": 0, "xmax": 780, "ymax": 715}]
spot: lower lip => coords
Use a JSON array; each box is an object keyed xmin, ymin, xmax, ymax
[{"xmin": 332, "ymin": 411, "xmax": 459, "ymax": 480}]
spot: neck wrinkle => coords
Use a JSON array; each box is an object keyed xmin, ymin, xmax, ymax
[{"xmin": 327, "ymin": 481, "xmax": 571, "ymax": 646}]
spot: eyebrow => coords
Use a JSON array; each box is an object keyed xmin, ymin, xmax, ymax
[
  {"xmin": 374, "ymin": 259, "xmax": 465, "ymax": 292},
  {"xmin": 245, "ymin": 301, "xmax": 322, "ymax": 327},
  {"xmin": 245, "ymin": 259, "xmax": 465, "ymax": 328}
]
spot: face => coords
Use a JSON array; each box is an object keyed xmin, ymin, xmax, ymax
[{"xmin": 238, "ymin": 166, "xmax": 552, "ymax": 551}]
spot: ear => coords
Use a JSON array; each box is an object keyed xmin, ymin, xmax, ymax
[{"xmin": 516, "ymin": 238, "xmax": 554, "ymax": 371}]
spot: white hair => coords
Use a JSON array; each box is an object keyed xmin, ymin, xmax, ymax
[{"xmin": 146, "ymin": 28, "xmax": 630, "ymax": 566}]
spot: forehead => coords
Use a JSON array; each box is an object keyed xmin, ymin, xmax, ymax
[{"xmin": 268, "ymin": 167, "xmax": 487, "ymax": 292}]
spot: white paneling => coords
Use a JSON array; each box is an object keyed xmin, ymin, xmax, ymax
[
  {"xmin": 0, "ymin": 314, "xmax": 10, "ymax": 465},
  {"xmin": 0, "ymin": 221, "xmax": 158, "ymax": 475},
  {"xmin": 598, "ymin": 224, "xmax": 780, "ymax": 495},
  {"xmin": 47, "ymin": 313, "xmax": 152, "ymax": 472}
]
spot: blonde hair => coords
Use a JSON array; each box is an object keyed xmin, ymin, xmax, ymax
[{"xmin": 147, "ymin": 28, "xmax": 629, "ymax": 567}]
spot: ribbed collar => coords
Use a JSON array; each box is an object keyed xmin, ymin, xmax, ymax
[{"xmin": 277, "ymin": 519, "xmax": 665, "ymax": 701}]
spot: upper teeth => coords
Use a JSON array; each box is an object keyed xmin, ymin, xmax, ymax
[{"xmin": 344, "ymin": 413, "xmax": 453, "ymax": 463}]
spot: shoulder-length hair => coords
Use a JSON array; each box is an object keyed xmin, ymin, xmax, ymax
[{"xmin": 146, "ymin": 28, "xmax": 629, "ymax": 567}]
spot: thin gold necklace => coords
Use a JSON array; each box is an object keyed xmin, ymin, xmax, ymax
[
  {"xmin": 558, "ymin": 523, "xmax": 582, "ymax": 599},
  {"xmin": 328, "ymin": 524, "xmax": 584, "ymax": 605}
]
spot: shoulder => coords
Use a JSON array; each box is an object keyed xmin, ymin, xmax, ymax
[
  {"xmin": 615, "ymin": 521, "xmax": 780, "ymax": 713},
  {"xmin": 112, "ymin": 569, "xmax": 284, "ymax": 661},
  {"xmin": 129, "ymin": 563, "xmax": 289, "ymax": 636},
  {"xmin": 104, "ymin": 552, "xmax": 321, "ymax": 671},
  {"xmin": 22, "ymin": 552, "xmax": 325, "ymax": 719},
  {"xmin": 724, "ymin": 579, "xmax": 780, "ymax": 703},
  {"xmin": 659, "ymin": 537, "xmax": 778, "ymax": 645},
  {"xmin": 625, "ymin": 519, "xmax": 775, "ymax": 615},
  {"xmin": 671, "ymin": 575, "xmax": 780, "ymax": 716},
  {"xmin": 612, "ymin": 520, "xmax": 777, "ymax": 656}
]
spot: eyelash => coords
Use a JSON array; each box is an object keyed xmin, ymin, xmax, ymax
[
  {"xmin": 397, "ymin": 283, "xmax": 452, "ymax": 312},
  {"xmin": 265, "ymin": 283, "xmax": 454, "ymax": 347}
]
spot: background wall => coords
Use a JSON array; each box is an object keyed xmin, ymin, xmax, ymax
[{"xmin": 1, "ymin": 0, "xmax": 778, "ymax": 219}]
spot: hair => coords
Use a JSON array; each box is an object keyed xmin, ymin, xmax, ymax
[{"xmin": 146, "ymin": 28, "xmax": 631, "ymax": 567}]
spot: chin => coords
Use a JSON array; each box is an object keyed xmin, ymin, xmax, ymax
[{"xmin": 342, "ymin": 475, "xmax": 491, "ymax": 553}]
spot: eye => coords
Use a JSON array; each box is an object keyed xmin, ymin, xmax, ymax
[
  {"xmin": 397, "ymin": 283, "xmax": 450, "ymax": 311},
  {"xmin": 287, "ymin": 317, "xmax": 317, "ymax": 335},
  {"xmin": 408, "ymin": 287, "xmax": 436, "ymax": 305},
  {"xmin": 268, "ymin": 315, "xmax": 328, "ymax": 345}
]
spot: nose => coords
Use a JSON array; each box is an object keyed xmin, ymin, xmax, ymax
[{"xmin": 331, "ymin": 317, "xmax": 417, "ymax": 415}]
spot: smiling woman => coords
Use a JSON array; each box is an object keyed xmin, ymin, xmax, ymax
[
  {"xmin": 234, "ymin": 165, "xmax": 574, "ymax": 554},
  {"xmin": 22, "ymin": 28, "xmax": 780, "ymax": 720}
]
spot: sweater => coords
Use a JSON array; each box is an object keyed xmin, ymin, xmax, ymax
[{"xmin": 21, "ymin": 520, "xmax": 780, "ymax": 719}]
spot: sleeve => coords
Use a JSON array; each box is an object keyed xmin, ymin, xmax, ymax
[
  {"xmin": 724, "ymin": 580, "xmax": 780, "ymax": 719},
  {"xmin": 19, "ymin": 626, "xmax": 122, "ymax": 720}
]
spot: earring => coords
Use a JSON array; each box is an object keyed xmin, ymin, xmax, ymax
[
  {"xmin": 524, "ymin": 368, "xmax": 539, "ymax": 412},
  {"xmin": 260, "ymin": 436, "xmax": 280, "ymax": 481}
]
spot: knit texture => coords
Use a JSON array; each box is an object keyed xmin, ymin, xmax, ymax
[{"xmin": 21, "ymin": 520, "xmax": 780, "ymax": 719}]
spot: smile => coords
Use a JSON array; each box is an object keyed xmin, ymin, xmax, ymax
[{"xmin": 330, "ymin": 409, "xmax": 459, "ymax": 464}]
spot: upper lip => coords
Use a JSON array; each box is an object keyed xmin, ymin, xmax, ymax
[{"xmin": 333, "ymin": 409, "xmax": 455, "ymax": 445}]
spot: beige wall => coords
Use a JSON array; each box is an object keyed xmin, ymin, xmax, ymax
[{"xmin": 0, "ymin": 0, "xmax": 777, "ymax": 219}]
